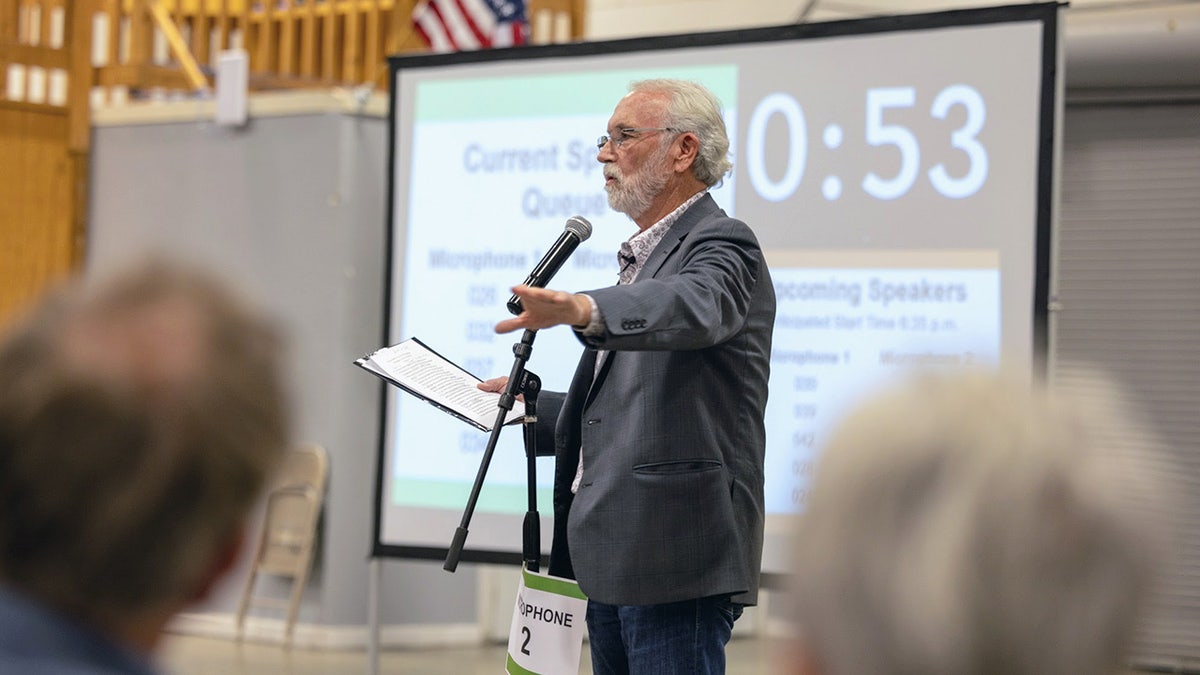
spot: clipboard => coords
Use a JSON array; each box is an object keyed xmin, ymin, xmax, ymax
[{"xmin": 355, "ymin": 337, "xmax": 525, "ymax": 432}]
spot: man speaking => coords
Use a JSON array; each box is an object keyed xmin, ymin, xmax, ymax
[{"xmin": 482, "ymin": 78, "xmax": 776, "ymax": 674}]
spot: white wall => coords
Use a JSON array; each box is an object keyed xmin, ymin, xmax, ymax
[{"xmin": 584, "ymin": 0, "xmax": 1200, "ymax": 89}]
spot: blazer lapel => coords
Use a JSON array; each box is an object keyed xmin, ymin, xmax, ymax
[
  {"xmin": 581, "ymin": 195, "xmax": 720, "ymax": 406},
  {"xmin": 640, "ymin": 193, "xmax": 716, "ymax": 280},
  {"xmin": 586, "ymin": 349, "xmax": 614, "ymax": 408}
]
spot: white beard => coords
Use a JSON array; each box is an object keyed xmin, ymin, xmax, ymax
[{"xmin": 605, "ymin": 149, "xmax": 671, "ymax": 220}]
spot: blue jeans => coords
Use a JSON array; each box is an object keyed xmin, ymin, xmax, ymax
[{"xmin": 585, "ymin": 595, "xmax": 743, "ymax": 675}]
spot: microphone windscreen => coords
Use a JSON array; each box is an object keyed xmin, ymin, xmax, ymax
[{"xmin": 565, "ymin": 215, "xmax": 592, "ymax": 242}]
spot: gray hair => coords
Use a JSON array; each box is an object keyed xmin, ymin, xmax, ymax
[
  {"xmin": 791, "ymin": 370, "xmax": 1168, "ymax": 675},
  {"xmin": 0, "ymin": 259, "xmax": 290, "ymax": 627},
  {"xmin": 630, "ymin": 79, "xmax": 732, "ymax": 187}
]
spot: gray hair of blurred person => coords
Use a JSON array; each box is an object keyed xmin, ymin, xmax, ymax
[
  {"xmin": 790, "ymin": 370, "xmax": 1167, "ymax": 675},
  {"xmin": 630, "ymin": 79, "xmax": 732, "ymax": 187},
  {"xmin": 0, "ymin": 261, "xmax": 290, "ymax": 628}
]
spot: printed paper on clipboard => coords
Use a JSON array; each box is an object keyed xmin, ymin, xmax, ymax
[{"xmin": 355, "ymin": 337, "xmax": 525, "ymax": 432}]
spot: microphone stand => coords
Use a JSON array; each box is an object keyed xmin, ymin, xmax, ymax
[{"xmin": 444, "ymin": 328, "xmax": 542, "ymax": 573}]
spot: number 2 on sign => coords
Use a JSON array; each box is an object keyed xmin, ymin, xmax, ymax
[{"xmin": 521, "ymin": 626, "xmax": 531, "ymax": 655}]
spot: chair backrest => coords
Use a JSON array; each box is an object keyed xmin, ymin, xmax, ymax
[
  {"xmin": 256, "ymin": 444, "xmax": 329, "ymax": 573},
  {"xmin": 272, "ymin": 443, "xmax": 329, "ymax": 494},
  {"xmin": 236, "ymin": 444, "xmax": 330, "ymax": 641}
]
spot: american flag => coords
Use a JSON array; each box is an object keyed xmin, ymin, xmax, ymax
[{"xmin": 412, "ymin": 0, "xmax": 529, "ymax": 52}]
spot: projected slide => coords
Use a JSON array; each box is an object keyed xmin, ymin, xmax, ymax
[
  {"xmin": 376, "ymin": 4, "xmax": 1058, "ymax": 574},
  {"xmin": 763, "ymin": 250, "xmax": 1000, "ymax": 514},
  {"xmin": 386, "ymin": 66, "xmax": 736, "ymax": 531}
]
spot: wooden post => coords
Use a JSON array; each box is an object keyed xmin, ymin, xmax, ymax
[
  {"xmin": 239, "ymin": 0, "xmax": 253, "ymax": 71},
  {"xmin": 214, "ymin": 0, "xmax": 230, "ymax": 52},
  {"xmin": 66, "ymin": 0, "xmax": 93, "ymax": 153},
  {"xmin": 0, "ymin": 0, "xmax": 16, "ymax": 95},
  {"xmin": 0, "ymin": 0, "xmax": 17, "ymax": 44},
  {"xmin": 363, "ymin": 0, "xmax": 379, "ymax": 84},
  {"xmin": 257, "ymin": 0, "xmax": 274, "ymax": 74},
  {"xmin": 192, "ymin": 0, "xmax": 211, "ymax": 66},
  {"xmin": 342, "ymin": 0, "xmax": 360, "ymax": 83},
  {"xmin": 278, "ymin": 0, "xmax": 294, "ymax": 75},
  {"xmin": 66, "ymin": 0, "xmax": 92, "ymax": 266},
  {"xmin": 569, "ymin": 0, "xmax": 585, "ymax": 40},
  {"xmin": 322, "ymin": 0, "xmax": 340, "ymax": 82},
  {"xmin": 105, "ymin": 0, "xmax": 118, "ymax": 88},
  {"xmin": 127, "ymin": 0, "xmax": 152, "ymax": 73},
  {"xmin": 299, "ymin": 0, "xmax": 315, "ymax": 78}
]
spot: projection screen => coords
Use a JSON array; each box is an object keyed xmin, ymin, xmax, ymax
[{"xmin": 372, "ymin": 2, "xmax": 1060, "ymax": 577}]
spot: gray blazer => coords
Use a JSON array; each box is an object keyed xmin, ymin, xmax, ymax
[{"xmin": 536, "ymin": 194, "xmax": 775, "ymax": 607}]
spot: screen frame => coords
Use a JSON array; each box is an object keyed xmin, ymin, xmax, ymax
[{"xmin": 371, "ymin": 1, "xmax": 1060, "ymax": 567}]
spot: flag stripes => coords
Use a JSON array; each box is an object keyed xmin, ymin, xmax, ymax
[{"xmin": 413, "ymin": 0, "xmax": 527, "ymax": 52}]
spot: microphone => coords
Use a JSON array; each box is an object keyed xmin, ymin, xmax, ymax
[{"xmin": 507, "ymin": 216, "xmax": 593, "ymax": 315}]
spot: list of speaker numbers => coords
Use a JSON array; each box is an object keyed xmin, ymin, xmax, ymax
[{"xmin": 792, "ymin": 458, "xmax": 815, "ymax": 507}]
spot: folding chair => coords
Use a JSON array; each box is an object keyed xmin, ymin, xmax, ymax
[{"xmin": 235, "ymin": 443, "xmax": 329, "ymax": 645}]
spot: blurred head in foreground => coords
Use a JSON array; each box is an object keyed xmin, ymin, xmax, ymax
[
  {"xmin": 789, "ymin": 369, "xmax": 1166, "ymax": 675},
  {"xmin": 0, "ymin": 260, "xmax": 289, "ymax": 659}
]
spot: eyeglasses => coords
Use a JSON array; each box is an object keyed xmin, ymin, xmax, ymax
[{"xmin": 596, "ymin": 127, "xmax": 680, "ymax": 151}]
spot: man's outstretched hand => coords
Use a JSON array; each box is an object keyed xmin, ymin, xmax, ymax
[{"xmin": 495, "ymin": 285, "xmax": 591, "ymax": 334}]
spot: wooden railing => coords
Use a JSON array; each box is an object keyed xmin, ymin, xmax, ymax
[
  {"xmin": 157, "ymin": 0, "xmax": 585, "ymax": 90},
  {"xmin": 0, "ymin": 0, "xmax": 584, "ymax": 326},
  {"xmin": 4, "ymin": 0, "xmax": 585, "ymax": 102},
  {"xmin": 113, "ymin": 0, "xmax": 415, "ymax": 91},
  {"xmin": 0, "ymin": 0, "xmax": 92, "ymax": 327},
  {"xmin": 1, "ymin": 0, "xmax": 91, "ymax": 142}
]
